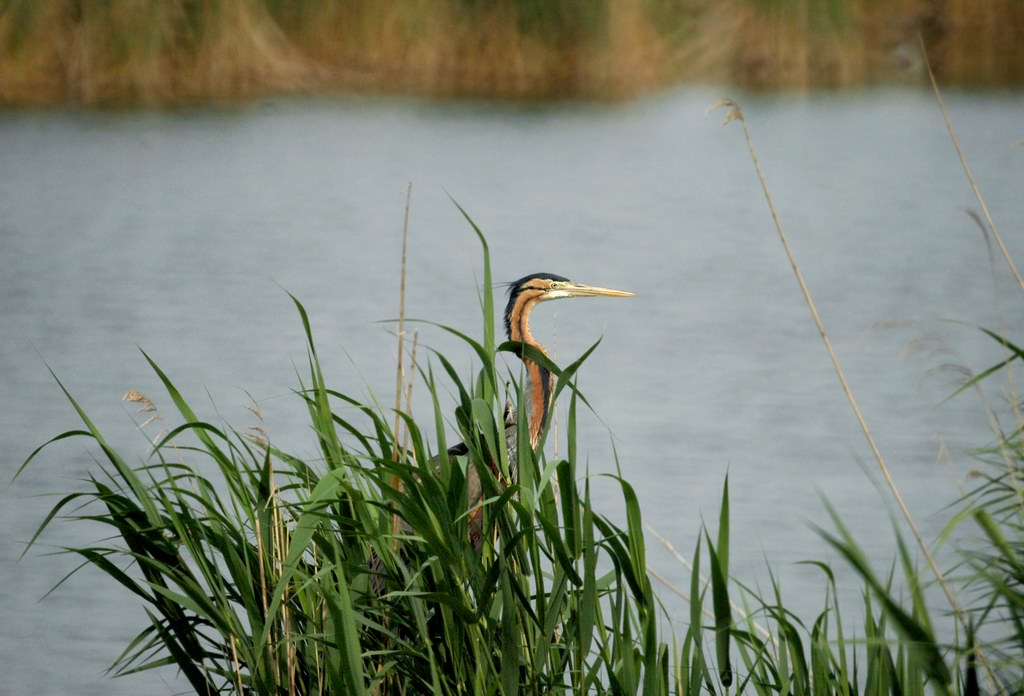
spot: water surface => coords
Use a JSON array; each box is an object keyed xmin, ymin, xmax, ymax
[{"xmin": 2, "ymin": 88, "xmax": 1023, "ymax": 694}]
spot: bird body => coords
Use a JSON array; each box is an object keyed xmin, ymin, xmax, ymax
[
  {"xmin": 389, "ymin": 273, "xmax": 634, "ymax": 554},
  {"xmin": 457, "ymin": 273, "xmax": 634, "ymax": 546}
]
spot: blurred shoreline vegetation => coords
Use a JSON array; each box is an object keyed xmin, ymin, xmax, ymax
[{"xmin": 0, "ymin": 0, "xmax": 1022, "ymax": 107}]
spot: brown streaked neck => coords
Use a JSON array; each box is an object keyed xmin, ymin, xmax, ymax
[{"xmin": 507, "ymin": 295, "xmax": 553, "ymax": 447}]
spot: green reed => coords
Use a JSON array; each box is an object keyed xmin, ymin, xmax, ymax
[
  {"xmin": 19, "ymin": 216, "xmax": 670, "ymax": 693},
  {"xmin": 18, "ymin": 206, "xmax": 1024, "ymax": 693}
]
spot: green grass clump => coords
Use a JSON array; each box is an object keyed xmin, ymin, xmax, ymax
[
  {"xmin": 20, "ymin": 222, "xmax": 671, "ymax": 694},
  {"xmin": 19, "ymin": 213, "xmax": 1024, "ymax": 694}
]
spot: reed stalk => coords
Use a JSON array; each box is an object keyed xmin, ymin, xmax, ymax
[
  {"xmin": 921, "ymin": 37, "xmax": 1024, "ymax": 296},
  {"xmin": 390, "ymin": 182, "xmax": 412, "ymax": 546},
  {"xmin": 712, "ymin": 95, "xmax": 1005, "ymax": 695}
]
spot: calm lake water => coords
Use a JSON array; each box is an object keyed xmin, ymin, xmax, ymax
[{"xmin": 2, "ymin": 87, "xmax": 1023, "ymax": 694}]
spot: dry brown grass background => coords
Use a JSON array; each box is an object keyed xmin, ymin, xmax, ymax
[{"xmin": 0, "ymin": 0, "xmax": 1021, "ymax": 107}]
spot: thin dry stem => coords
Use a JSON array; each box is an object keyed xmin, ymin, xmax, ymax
[
  {"xmin": 230, "ymin": 634, "xmax": 245, "ymax": 695},
  {"xmin": 267, "ymin": 481, "xmax": 294, "ymax": 694},
  {"xmin": 936, "ymin": 437, "xmax": 968, "ymax": 498},
  {"xmin": 945, "ymin": 343, "xmax": 1024, "ymax": 509},
  {"xmin": 391, "ymin": 182, "xmax": 413, "ymax": 545},
  {"xmin": 988, "ymin": 389, "xmax": 1024, "ymax": 508},
  {"xmin": 279, "ymin": 503, "xmax": 296, "ymax": 695},
  {"xmin": 936, "ymin": 72, "xmax": 1024, "ymax": 510},
  {"xmin": 253, "ymin": 472, "xmax": 273, "ymax": 682},
  {"xmin": 921, "ymin": 36, "xmax": 1024, "ymax": 295},
  {"xmin": 924, "ymin": 39, "xmax": 1024, "ymax": 515},
  {"xmin": 976, "ymin": 195, "xmax": 1024, "ymax": 507},
  {"xmin": 647, "ymin": 566, "xmax": 717, "ymax": 621},
  {"xmin": 401, "ymin": 330, "xmax": 420, "ymax": 458},
  {"xmin": 710, "ymin": 96, "xmax": 1005, "ymax": 693},
  {"xmin": 269, "ymin": 469, "xmax": 283, "ymax": 687}
]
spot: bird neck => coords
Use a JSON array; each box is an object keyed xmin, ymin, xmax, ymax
[{"xmin": 507, "ymin": 296, "xmax": 553, "ymax": 447}]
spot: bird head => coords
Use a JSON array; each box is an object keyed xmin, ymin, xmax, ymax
[{"xmin": 504, "ymin": 272, "xmax": 634, "ymax": 339}]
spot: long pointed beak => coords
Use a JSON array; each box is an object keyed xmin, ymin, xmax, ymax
[{"xmin": 562, "ymin": 283, "xmax": 635, "ymax": 298}]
